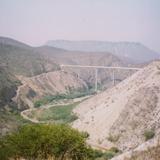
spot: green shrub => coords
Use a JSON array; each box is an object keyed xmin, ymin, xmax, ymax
[
  {"xmin": 0, "ymin": 124, "xmax": 94, "ymax": 160},
  {"xmin": 144, "ymin": 130, "xmax": 155, "ymax": 141}
]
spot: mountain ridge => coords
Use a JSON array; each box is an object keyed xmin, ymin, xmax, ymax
[{"xmin": 46, "ymin": 40, "xmax": 160, "ymax": 63}]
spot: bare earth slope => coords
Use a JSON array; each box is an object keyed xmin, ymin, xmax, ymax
[
  {"xmin": 72, "ymin": 61, "xmax": 160, "ymax": 151},
  {"xmin": 14, "ymin": 70, "xmax": 88, "ymax": 109}
]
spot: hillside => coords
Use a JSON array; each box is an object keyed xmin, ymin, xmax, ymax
[
  {"xmin": 0, "ymin": 66, "xmax": 19, "ymax": 109},
  {"xmin": 14, "ymin": 70, "xmax": 88, "ymax": 109},
  {"xmin": 0, "ymin": 37, "xmax": 59, "ymax": 77},
  {"xmin": 0, "ymin": 37, "xmax": 131, "ymax": 108},
  {"xmin": 72, "ymin": 61, "xmax": 160, "ymax": 152},
  {"xmin": 46, "ymin": 40, "xmax": 160, "ymax": 63},
  {"xmin": 0, "ymin": 37, "xmax": 131, "ymax": 87},
  {"xmin": 0, "ymin": 66, "xmax": 29, "ymax": 135}
]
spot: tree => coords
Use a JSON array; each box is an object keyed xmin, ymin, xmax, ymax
[{"xmin": 0, "ymin": 124, "xmax": 94, "ymax": 160}]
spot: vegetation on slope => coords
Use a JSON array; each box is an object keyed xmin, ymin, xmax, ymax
[
  {"xmin": 34, "ymin": 90, "xmax": 95, "ymax": 108},
  {"xmin": 0, "ymin": 67, "xmax": 20, "ymax": 107},
  {"xmin": 0, "ymin": 110, "xmax": 31, "ymax": 136},
  {"xmin": 30, "ymin": 89, "xmax": 96, "ymax": 124},
  {"xmin": 0, "ymin": 124, "xmax": 94, "ymax": 160},
  {"xmin": 0, "ymin": 124, "xmax": 121, "ymax": 160},
  {"xmin": 36, "ymin": 102, "xmax": 79, "ymax": 123},
  {"xmin": 0, "ymin": 67, "xmax": 30, "ymax": 135}
]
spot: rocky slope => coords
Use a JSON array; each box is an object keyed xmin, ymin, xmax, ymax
[{"xmin": 72, "ymin": 61, "xmax": 160, "ymax": 152}]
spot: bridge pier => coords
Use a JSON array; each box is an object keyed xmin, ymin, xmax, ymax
[
  {"xmin": 112, "ymin": 70, "xmax": 115, "ymax": 86},
  {"xmin": 95, "ymin": 68, "xmax": 98, "ymax": 92}
]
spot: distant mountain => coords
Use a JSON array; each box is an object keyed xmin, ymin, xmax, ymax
[{"xmin": 46, "ymin": 40, "xmax": 160, "ymax": 63}]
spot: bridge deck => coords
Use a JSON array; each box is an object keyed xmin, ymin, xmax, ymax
[{"xmin": 60, "ymin": 64, "xmax": 141, "ymax": 70}]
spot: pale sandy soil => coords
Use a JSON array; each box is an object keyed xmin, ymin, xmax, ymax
[{"xmin": 72, "ymin": 61, "xmax": 160, "ymax": 150}]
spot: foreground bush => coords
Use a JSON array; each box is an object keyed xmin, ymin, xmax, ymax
[{"xmin": 0, "ymin": 124, "xmax": 94, "ymax": 160}]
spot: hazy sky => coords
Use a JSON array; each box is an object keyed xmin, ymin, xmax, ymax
[{"xmin": 0, "ymin": 0, "xmax": 160, "ymax": 52}]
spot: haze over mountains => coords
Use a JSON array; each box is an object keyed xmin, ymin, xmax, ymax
[{"xmin": 46, "ymin": 40, "xmax": 160, "ymax": 63}]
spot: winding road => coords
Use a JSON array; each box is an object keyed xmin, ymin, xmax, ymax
[{"xmin": 20, "ymin": 95, "xmax": 91, "ymax": 123}]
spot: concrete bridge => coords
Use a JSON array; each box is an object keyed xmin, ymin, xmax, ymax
[{"xmin": 60, "ymin": 64, "xmax": 141, "ymax": 91}]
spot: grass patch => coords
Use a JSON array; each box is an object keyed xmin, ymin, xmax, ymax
[{"xmin": 37, "ymin": 102, "xmax": 79, "ymax": 123}]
